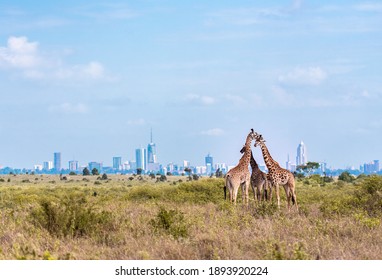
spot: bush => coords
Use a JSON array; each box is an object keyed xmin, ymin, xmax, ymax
[
  {"xmin": 338, "ymin": 171, "xmax": 354, "ymax": 182},
  {"xmin": 354, "ymin": 175, "xmax": 382, "ymax": 217},
  {"xmin": 150, "ymin": 207, "xmax": 188, "ymax": 239},
  {"xmin": 31, "ymin": 195, "xmax": 114, "ymax": 238}
]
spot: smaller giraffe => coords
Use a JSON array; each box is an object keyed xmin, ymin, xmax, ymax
[
  {"xmin": 254, "ymin": 134, "xmax": 298, "ymax": 211},
  {"xmin": 239, "ymin": 145, "xmax": 270, "ymax": 202},
  {"xmin": 224, "ymin": 129, "xmax": 256, "ymax": 205}
]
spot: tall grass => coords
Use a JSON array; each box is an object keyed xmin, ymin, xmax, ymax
[{"xmin": 0, "ymin": 174, "xmax": 381, "ymax": 259}]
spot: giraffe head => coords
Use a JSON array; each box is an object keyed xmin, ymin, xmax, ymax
[
  {"xmin": 254, "ymin": 134, "xmax": 266, "ymax": 147},
  {"xmin": 248, "ymin": 128, "xmax": 257, "ymax": 140}
]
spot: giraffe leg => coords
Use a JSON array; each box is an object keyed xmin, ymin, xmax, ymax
[
  {"xmin": 284, "ymin": 185, "xmax": 291, "ymax": 211},
  {"xmin": 251, "ymin": 178, "xmax": 257, "ymax": 202},
  {"xmin": 276, "ymin": 184, "xmax": 280, "ymax": 209},
  {"xmin": 245, "ymin": 180, "xmax": 250, "ymax": 207}
]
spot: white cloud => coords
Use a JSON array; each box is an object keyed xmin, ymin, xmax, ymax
[
  {"xmin": 201, "ymin": 128, "xmax": 225, "ymax": 136},
  {"xmin": 49, "ymin": 103, "xmax": 89, "ymax": 114},
  {"xmin": 278, "ymin": 67, "xmax": 327, "ymax": 86},
  {"xmin": 0, "ymin": 36, "xmax": 40, "ymax": 69},
  {"xmin": 185, "ymin": 94, "xmax": 216, "ymax": 105},
  {"xmin": 0, "ymin": 36, "xmax": 110, "ymax": 82}
]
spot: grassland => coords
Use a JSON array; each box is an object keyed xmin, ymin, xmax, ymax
[{"xmin": 0, "ymin": 173, "xmax": 381, "ymax": 260}]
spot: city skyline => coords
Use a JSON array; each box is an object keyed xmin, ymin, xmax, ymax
[
  {"xmin": 0, "ymin": 137, "xmax": 380, "ymax": 176},
  {"xmin": 1, "ymin": 1, "xmax": 381, "ymax": 169}
]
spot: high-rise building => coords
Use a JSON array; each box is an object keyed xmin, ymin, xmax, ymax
[
  {"xmin": 205, "ymin": 153, "xmax": 213, "ymax": 175},
  {"xmin": 363, "ymin": 160, "xmax": 379, "ymax": 174},
  {"xmin": 296, "ymin": 141, "xmax": 307, "ymax": 166},
  {"xmin": 88, "ymin": 162, "xmax": 102, "ymax": 174},
  {"xmin": 205, "ymin": 153, "xmax": 213, "ymax": 167},
  {"xmin": 69, "ymin": 160, "xmax": 79, "ymax": 171},
  {"xmin": 135, "ymin": 148, "xmax": 146, "ymax": 171},
  {"xmin": 286, "ymin": 154, "xmax": 292, "ymax": 171},
  {"xmin": 113, "ymin": 157, "xmax": 122, "ymax": 170},
  {"xmin": 147, "ymin": 128, "xmax": 157, "ymax": 164},
  {"xmin": 54, "ymin": 152, "xmax": 61, "ymax": 173},
  {"xmin": 43, "ymin": 161, "xmax": 53, "ymax": 171}
]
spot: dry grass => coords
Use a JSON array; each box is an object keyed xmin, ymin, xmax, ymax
[{"xmin": 0, "ymin": 174, "xmax": 381, "ymax": 260}]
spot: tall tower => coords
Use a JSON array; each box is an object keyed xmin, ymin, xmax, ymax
[
  {"xmin": 147, "ymin": 128, "xmax": 157, "ymax": 164},
  {"xmin": 53, "ymin": 152, "xmax": 61, "ymax": 173},
  {"xmin": 296, "ymin": 141, "xmax": 307, "ymax": 166},
  {"xmin": 113, "ymin": 157, "xmax": 122, "ymax": 170},
  {"xmin": 205, "ymin": 153, "xmax": 213, "ymax": 174},
  {"xmin": 136, "ymin": 148, "xmax": 147, "ymax": 171}
]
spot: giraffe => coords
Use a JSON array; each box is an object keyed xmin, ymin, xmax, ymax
[
  {"xmin": 239, "ymin": 145, "xmax": 270, "ymax": 202},
  {"xmin": 253, "ymin": 134, "xmax": 298, "ymax": 211},
  {"xmin": 224, "ymin": 129, "xmax": 256, "ymax": 205}
]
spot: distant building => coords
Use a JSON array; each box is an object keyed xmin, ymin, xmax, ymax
[
  {"xmin": 296, "ymin": 141, "xmax": 307, "ymax": 166},
  {"xmin": 43, "ymin": 161, "xmax": 53, "ymax": 171},
  {"xmin": 113, "ymin": 157, "xmax": 122, "ymax": 170},
  {"xmin": 53, "ymin": 152, "xmax": 61, "ymax": 173},
  {"xmin": 364, "ymin": 160, "xmax": 379, "ymax": 174},
  {"xmin": 88, "ymin": 162, "xmax": 102, "ymax": 174},
  {"xmin": 34, "ymin": 165, "xmax": 43, "ymax": 171},
  {"xmin": 215, "ymin": 163, "xmax": 228, "ymax": 173},
  {"xmin": 205, "ymin": 153, "xmax": 213, "ymax": 173},
  {"xmin": 147, "ymin": 128, "xmax": 157, "ymax": 164},
  {"xmin": 286, "ymin": 154, "xmax": 292, "ymax": 171},
  {"xmin": 69, "ymin": 160, "xmax": 79, "ymax": 171},
  {"xmin": 183, "ymin": 160, "xmax": 190, "ymax": 168},
  {"xmin": 135, "ymin": 148, "xmax": 146, "ymax": 171}
]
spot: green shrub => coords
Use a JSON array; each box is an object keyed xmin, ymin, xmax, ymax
[
  {"xmin": 150, "ymin": 207, "xmax": 188, "ymax": 239},
  {"xmin": 254, "ymin": 201, "xmax": 278, "ymax": 217},
  {"xmin": 31, "ymin": 194, "xmax": 114, "ymax": 238},
  {"xmin": 354, "ymin": 175, "xmax": 382, "ymax": 217},
  {"xmin": 338, "ymin": 171, "xmax": 354, "ymax": 182}
]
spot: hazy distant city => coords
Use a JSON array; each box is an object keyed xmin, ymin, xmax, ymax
[{"xmin": 0, "ymin": 132, "xmax": 380, "ymax": 177}]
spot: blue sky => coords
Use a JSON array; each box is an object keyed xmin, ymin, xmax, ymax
[{"xmin": 0, "ymin": 0, "xmax": 381, "ymax": 169}]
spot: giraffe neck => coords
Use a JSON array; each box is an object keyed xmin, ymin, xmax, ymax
[
  {"xmin": 239, "ymin": 134, "xmax": 253, "ymax": 168},
  {"xmin": 250, "ymin": 151, "xmax": 259, "ymax": 171},
  {"xmin": 259, "ymin": 143, "xmax": 279, "ymax": 171}
]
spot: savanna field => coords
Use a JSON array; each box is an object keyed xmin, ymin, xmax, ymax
[{"xmin": 0, "ymin": 174, "xmax": 381, "ymax": 260}]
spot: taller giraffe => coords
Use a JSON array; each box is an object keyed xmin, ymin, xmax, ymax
[
  {"xmin": 224, "ymin": 129, "xmax": 256, "ymax": 205},
  {"xmin": 254, "ymin": 134, "xmax": 298, "ymax": 211},
  {"xmin": 239, "ymin": 145, "xmax": 270, "ymax": 202}
]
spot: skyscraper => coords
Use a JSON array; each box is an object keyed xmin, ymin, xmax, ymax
[
  {"xmin": 147, "ymin": 128, "xmax": 157, "ymax": 164},
  {"xmin": 205, "ymin": 153, "xmax": 213, "ymax": 174},
  {"xmin": 136, "ymin": 148, "xmax": 147, "ymax": 171},
  {"xmin": 69, "ymin": 160, "xmax": 79, "ymax": 171},
  {"xmin": 113, "ymin": 157, "xmax": 122, "ymax": 170},
  {"xmin": 43, "ymin": 161, "xmax": 53, "ymax": 171},
  {"xmin": 296, "ymin": 141, "xmax": 307, "ymax": 166},
  {"xmin": 54, "ymin": 152, "xmax": 61, "ymax": 173}
]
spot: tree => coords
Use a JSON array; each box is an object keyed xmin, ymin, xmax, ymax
[
  {"xmin": 69, "ymin": 171, "xmax": 77, "ymax": 176},
  {"xmin": 136, "ymin": 168, "xmax": 142, "ymax": 175},
  {"xmin": 338, "ymin": 171, "xmax": 354, "ymax": 183},
  {"xmin": 184, "ymin": 167, "xmax": 191, "ymax": 176},
  {"xmin": 297, "ymin": 162, "xmax": 320, "ymax": 176},
  {"xmin": 215, "ymin": 168, "xmax": 223, "ymax": 178},
  {"xmin": 91, "ymin": 168, "xmax": 99, "ymax": 176},
  {"xmin": 101, "ymin": 173, "xmax": 108, "ymax": 180},
  {"xmin": 83, "ymin": 167, "xmax": 90, "ymax": 176}
]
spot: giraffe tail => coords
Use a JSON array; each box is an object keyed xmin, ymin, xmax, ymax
[{"xmin": 224, "ymin": 185, "xmax": 227, "ymax": 200}]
